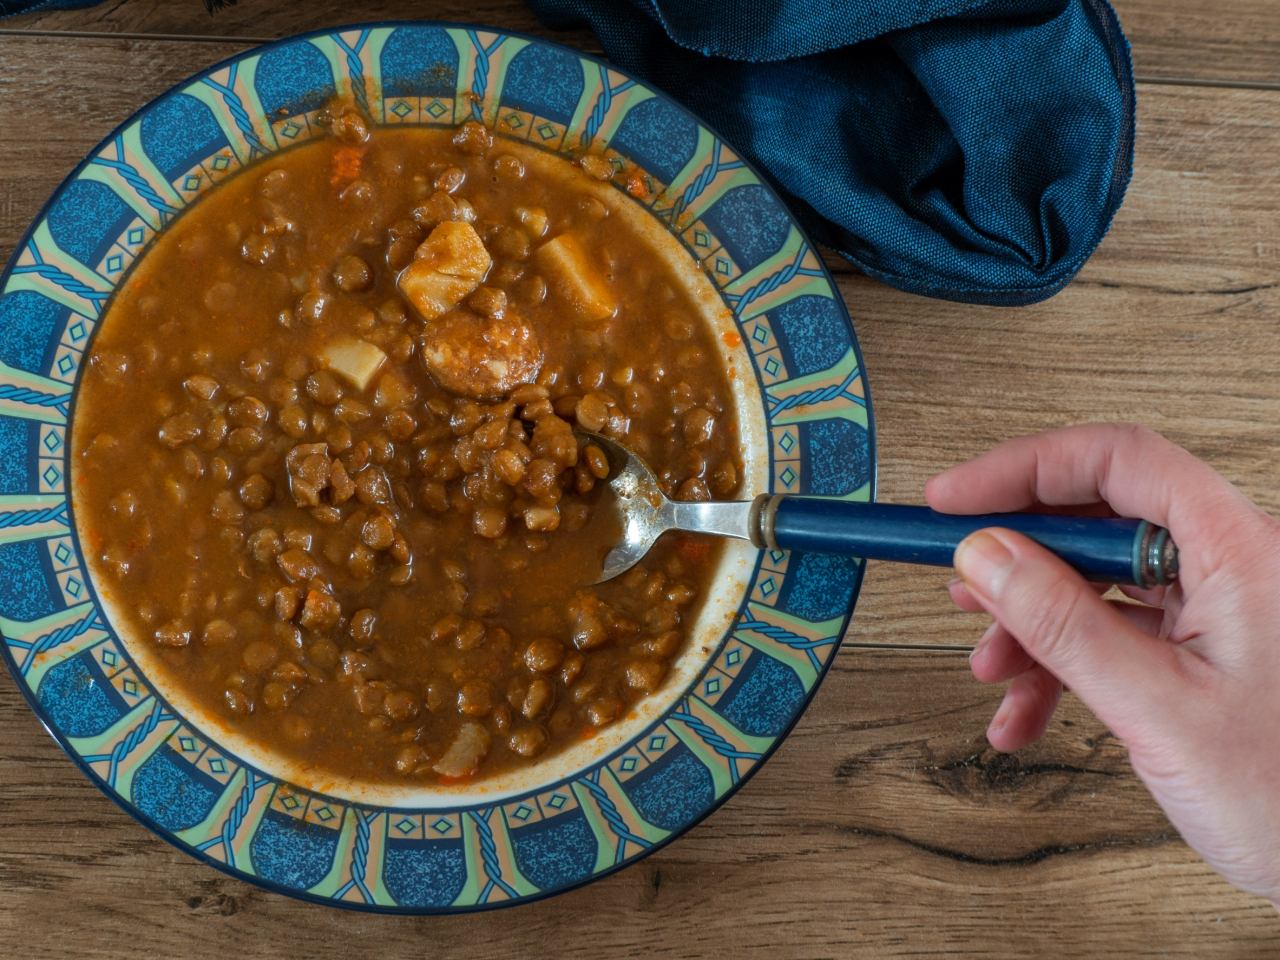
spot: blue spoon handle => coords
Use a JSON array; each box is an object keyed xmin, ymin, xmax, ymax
[{"xmin": 759, "ymin": 498, "xmax": 1179, "ymax": 588}]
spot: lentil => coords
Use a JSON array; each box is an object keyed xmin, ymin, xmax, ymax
[{"xmin": 74, "ymin": 122, "xmax": 740, "ymax": 786}]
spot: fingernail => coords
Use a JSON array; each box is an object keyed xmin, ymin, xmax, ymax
[
  {"xmin": 989, "ymin": 692, "xmax": 1014, "ymax": 735},
  {"xmin": 954, "ymin": 531, "xmax": 1016, "ymax": 601},
  {"xmin": 969, "ymin": 621, "xmax": 998, "ymax": 664}
]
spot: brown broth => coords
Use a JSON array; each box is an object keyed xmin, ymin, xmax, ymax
[{"xmin": 72, "ymin": 120, "xmax": 742, "ymax": 784}]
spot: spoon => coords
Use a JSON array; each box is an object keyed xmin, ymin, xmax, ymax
[{"xmin": 580, "ymin": 432, "xmax": 1180, "ymax": 589}]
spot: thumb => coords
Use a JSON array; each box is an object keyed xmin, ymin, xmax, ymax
[{"xmin": 953, "ymin": 528, "xmax": 1185, "ymax": 741}]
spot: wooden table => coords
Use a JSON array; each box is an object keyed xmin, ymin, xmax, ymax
[{"xmin": 1, "ymin": 1, "xmax": 1278, "ymax": 955}]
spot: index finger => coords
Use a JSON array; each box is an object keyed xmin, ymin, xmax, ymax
[{"xmin": 924, "ymin": 423, "xmax": 1263, "ymax": 583}]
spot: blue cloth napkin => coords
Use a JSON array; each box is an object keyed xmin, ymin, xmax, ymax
[
  {"xmin": 526, "ymin": 0, "xmax": 1134, "ymax": 305},
  {"xmin": 4, "ymin": 0, "xmax": 1134, "ymax": 305},
  {"xmin": 0, "ymin": 0, "xmax": 106, "ymax": 12}
]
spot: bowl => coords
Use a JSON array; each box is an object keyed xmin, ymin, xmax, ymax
[{"xmin": 0, "ymin": 21, "xmax": 874, "ymax": 911}]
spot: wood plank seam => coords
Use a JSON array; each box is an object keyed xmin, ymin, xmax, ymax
[
  {"xmin": 1135, "ymin": 75, "xmax": 1280, "ymax": 92},
  {"xmin": 2, "ymin": 28, "xmax": 1279, "ymax": 92},
  {"xmin": 0, "ymin": 27, "xmax": 264, "ymax": 43},
  {"xmin": 842, "ymin": 642, "xmax": 973, "ymax": 652}
]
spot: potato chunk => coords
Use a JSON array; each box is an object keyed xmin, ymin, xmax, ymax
[
  {"xmin": 397, "ymin": 221, "xmax": 492, "ymax": 322},
  {"xmin": 431, "ymin": 721, "xmax": 492, "ymax": 779},
  {"xmin": 319, "ymin": 338, "xmax": 386, "ymax": 392},
  {"xmin": 533, "ymin": 234, "xmax": 615, "ymax": 322}
]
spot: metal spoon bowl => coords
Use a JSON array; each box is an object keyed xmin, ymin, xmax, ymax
[{"xmin": 581, "ymin": 432, "xmax": 760, "ymax": 583}]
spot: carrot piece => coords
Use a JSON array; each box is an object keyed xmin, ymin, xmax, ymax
[
  {"xmin": 626, "ymin": 173, "xmax": 648, "ymax": 198},
  {"xmin": 331, "ymin": 146, "xmax": 364, "ymax": 186}
]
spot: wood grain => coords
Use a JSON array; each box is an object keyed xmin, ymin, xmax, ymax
[
  {"xmin": 0, "ymin": 0, "xmax": 604, "ymax": 52},
  {"xmin": 0, "ymin": 6, "xmax": 1278, "ymax": 955},
  {"xmin": 0, "ymin": 652, "xmax": 1275, "ymax": 959},
  {"xmin": 1113, "ymin": 0, "xmax": 1280, "ymax": 85},
  {"xmin": 3, "ymin": 0, "xmax": 1277, "ymax": 85}
]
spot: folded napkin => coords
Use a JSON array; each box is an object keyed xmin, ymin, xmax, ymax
[
  {"xmin": 527, "ymin": 0, "xmax": 1135, "ymax": 305},
  {"xmin": 3, "ymin": 0, "xmax": 1134, "ymax": 305}
]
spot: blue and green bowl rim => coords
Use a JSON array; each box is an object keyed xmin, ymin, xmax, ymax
[{"xmin": 0, "ymin": 21, "xmax": 877, "ymax": 912}]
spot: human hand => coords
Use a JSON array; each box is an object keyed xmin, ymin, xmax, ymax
[{"xmin": 925, "ymin": 424, "xmax": 1280, "ymax": 905}]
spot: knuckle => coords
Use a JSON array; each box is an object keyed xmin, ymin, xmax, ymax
[
  {"xmin": 1099, "ymin": 421, "xmax": 1159, "ymax": 458},
  {"xmin": 1116, "ymin": 421, "xmax": 1150, "ymax": 440},
  {"xmin": 1119, "ymin": 422, "xmax": 1178, "ymax": 459},
  {"xmin": 1114, "ymin": 421, "xmax": 1153, "ymax": 443}
]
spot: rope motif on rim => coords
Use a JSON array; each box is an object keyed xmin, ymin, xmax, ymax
[
  {"xmin": 735, "ymin": 618, "xmax": 839, "ymax": 673},
  {"xmin": 0, "ymin": 500, "xmax": 69, "ymax": 531},
  {"xmin": 0, "ymin": 385, "xmax": 72, "ymax": 417},
  {"xmin": 202, "ymin": 65, "xmax": 270, "ymax": 160},
  {"xmin": 196, "ymin": 770, "xmax": 269, "ymax": 868},
  {"xmin": 13, "ymin": 607, "xmax": 101, "ymax": 675},
  {"xmin": 672, "ymin": 142, "xmax": 744, "ymax": 221},
  {"xmin": 767, "ymin": 364, "xmax": 865, "ymax": 418},
  {"xmin": 89, "ymin": 136, "xmax": 180, "ymax": 224},
  {"xmin": 13, "ymin": 242, "xmax": 108, "ymax": 310},
  {"xmin": 334, "ymin": 807, "xmax": 375, "ymax": 903},
  {"xmin": 668, "ymin": 701, "xmax": 761, "ymax": 784},
  {"xmin": 469, "ymin": 809, "xmax": 519, "ymax": 901},
  {"xmin": 333, "ymin": 31, "xmax": 371, "ymax": 118},
  {"xmin": 466, "ymin": 31, "xmax": 505, "ymax": 123},
  {"xmin": 726, "ymin": 242, "xmax": 825, "ymax": 314},
  {"xmin": 80, "ymin": 700, "xmax": 174, "ymax": 789},
  {"xmin": 579, "ymin": 768, "xmax": 651, "ymax": 863},
  {"xmin": 579, "ymin": 64, "xmax": 636, "ymax": 148}
]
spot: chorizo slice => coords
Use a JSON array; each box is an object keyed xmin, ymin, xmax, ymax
[{"xmin": 420, "ymin": 307, "xmax": 542, "ymax": 400}]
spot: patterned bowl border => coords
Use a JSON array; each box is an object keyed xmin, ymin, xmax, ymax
[{"xmin": 0, "ymin": 23, "xmax": 876, "ymax": 911}]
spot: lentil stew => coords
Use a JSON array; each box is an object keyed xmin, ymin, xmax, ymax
[{"xmin": 73, "ymin": 110, "xmax": 745, "ymax": 786}]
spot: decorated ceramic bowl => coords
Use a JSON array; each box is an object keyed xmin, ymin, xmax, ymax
[{"xmin": 0, "ymin": 22, "xmax": 874, "ymax": 911}]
